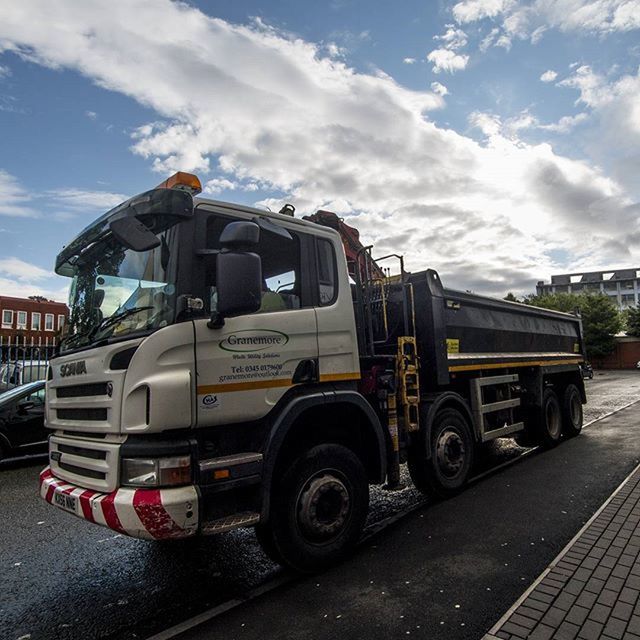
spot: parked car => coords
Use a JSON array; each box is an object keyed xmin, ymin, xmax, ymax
[
  {"xmin": 0, "ymin": 380, "xmax": 47, "ymax": 461},
  {"xmin": 0, "ymin": 360, "xmax": 49, "ymax": 392},
  {"xmin": 581, "ymin": 362, "xmax": 594, "ymax": 379}
]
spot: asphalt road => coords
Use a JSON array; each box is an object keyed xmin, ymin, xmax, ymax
[{"xmin": 1, "ymin": 370, "xmax": 639, "ymax": 640}]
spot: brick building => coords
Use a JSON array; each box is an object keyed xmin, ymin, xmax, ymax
[{"xmin": 0, "ymin": 295, "xmax": 68, "ymax": 354}]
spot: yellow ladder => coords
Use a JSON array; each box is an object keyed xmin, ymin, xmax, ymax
[{"xmin": 397, "ymin": 336, "xmax": 420, "ymax": 432}]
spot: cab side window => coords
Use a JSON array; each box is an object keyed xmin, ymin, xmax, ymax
[
  {"xmin": 205, "ymin": 215, "xmax": 303, "ymax": 313},
  {"xmin": 316, "ymin": 239, "xmax": 338, "ymax": 306}
]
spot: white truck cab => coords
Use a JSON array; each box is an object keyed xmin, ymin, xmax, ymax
[{"xmin": 41, "ymin": 173, "xmax": 382, "ymax": 570}]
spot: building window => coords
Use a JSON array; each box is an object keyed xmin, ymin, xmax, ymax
[
  {"xmin": 58, "ymin": 315, "xmax": 65, "ymax": 330},
  {"xmin": 32, "ymin": 312, "xmax": 41, "ymax": 331},
  {"xmin": 2, "ymin": 309, "xmax": 13, "ymax": 328},
  {"xmin": 16, "ymin": 311, "xmax": 27, "ymax": 329},
  {"xmin": 45, "ymin": 313, "xmax": 54, "ymax": 331}
]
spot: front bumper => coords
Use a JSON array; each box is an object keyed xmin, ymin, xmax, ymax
[{"xmin": 39, "ymin": 466, "xmax": 199, "ymax": 540}]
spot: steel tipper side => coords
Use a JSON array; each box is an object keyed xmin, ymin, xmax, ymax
[
  {"xmin": 391, "ymin": 269, "xmax": 586, "ymax": 496},
  {"xmin": 41, "ymin": 172, "xmax": 388, "ymax": 572}
]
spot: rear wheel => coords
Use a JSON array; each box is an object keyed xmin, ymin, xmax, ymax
[
  {"xmin": 255, "ymin": 444, "xmax": 369, "ymax": 573},
  {"xmin": 537, "ymin": 388, "xmax": 562, "ymax": 448},
  {"xmin": 562, "ymin": 384, "xmax": 583, "ymax": 437},
  {"xmin": 408, "ymin": 408, "xmax": 474, "ymax": 499}
]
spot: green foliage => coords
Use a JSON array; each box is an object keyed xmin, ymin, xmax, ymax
[
  {"xmin": 503, "ymin": 292, "xmax": 519, "ymax": 302},
  {"xmin": 624, "ymin": 306, "xmax": 640, "ymax": 337},
  {"xmin": 525, "ymin": 292, "xmax": 622, "ymax": 359}
]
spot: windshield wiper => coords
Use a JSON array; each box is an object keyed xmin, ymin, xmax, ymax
[{"xmin": 90, "ymin": 306, "xmax": 154, "ymax": 340}]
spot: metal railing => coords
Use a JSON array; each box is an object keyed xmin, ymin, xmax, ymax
[{"xmin": 0, "ymin": 336, "xmax": 57, "ymax": 387}]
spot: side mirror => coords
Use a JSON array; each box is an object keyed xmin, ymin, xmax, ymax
[{"xmin": 209, "ymin": 221, "xmax": 262, "ymax": 329}]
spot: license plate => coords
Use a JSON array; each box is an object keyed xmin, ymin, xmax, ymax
[{"xmin": 54, "ymin": 491, "xmax": 78, "ymax": 514}]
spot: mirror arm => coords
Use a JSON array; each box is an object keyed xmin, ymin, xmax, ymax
[{"xmin": 207, "ymin": 311, "xmax": 225, "ymax": 330}]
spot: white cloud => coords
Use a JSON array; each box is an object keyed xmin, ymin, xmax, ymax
[
  {"xmin": 430, "ymin": 81, "xmax": 449, "ymax": 96},
  {"xmin": 0, "ymin": 1, "xmax": 638, "ymax": 295},
  {"xmin": 0, "ymin": 257, "xmax": 49, "ymax": 281},
  {"xmin": 0, "ymin": 257, "xmax": 68, "ymax": 302},
  {"xmin": 427, "ymin": 49, "xmax": 470, "ymax": 74},
  {"xmin": 403, "ymin": 57, "xmax": 416, "ymax": 64},
  {"xmin": 0, "ymin": 64, "xmax": 10, "ymax": 78},
  {"xmin": 428, "ymin": 24, "xmax": 469, "ymax": 74},
  {"xmin": 453, "ymin": 0, "xmax": 516, "ymax": 23},
  {"xmin": 540, "ymin": 69, "xmax": 558, "ymax": 82},
  {"xmin": 46, "ymin": 188, "xmax": 127, "ymax": 211},
  {"xmin": 0, "ymin": 170, "xmax": 37, "ymax": 217},
  {"xmin": 85, "ymin": 110, "xmax": 97, "ymax": 119},
  {"xmin": 454, "ymin": 0, "xmax": 640, "ymax": 46},
  {"xmin": 203, "ymin": 178, "xmax": 237, "ymax": 194},
  {"xmin": 434, "ymin": 25, "xmax": 468, "ymax": 50}
]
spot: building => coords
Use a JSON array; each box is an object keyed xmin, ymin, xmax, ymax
[
  {"xmin": 536, "ymin": 268, "xmax": 640, "ymax": 310},
  {"xmin": 0, "ymin": 295, "xmax": 69, "ymax": 358}
]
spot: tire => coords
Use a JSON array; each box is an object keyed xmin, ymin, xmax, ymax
[
  {"xmin": 537, "ymin": 388, "xmax": 562, "ymax": 448},
  {"xmin": 255, "ymin": 444, "xmax": 369, "ymax": 573},
  {"xmin": 408, "ymin": 408, "xmax": 474, "ymax": 499},
  {"xmin": 562, "ymin": 384, "xmax": 583, "ymax": 437}
]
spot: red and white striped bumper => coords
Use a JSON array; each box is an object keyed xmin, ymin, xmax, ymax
[{"xmin": 39, "ymin": 466, "xmax": 199, "ymax": 540}]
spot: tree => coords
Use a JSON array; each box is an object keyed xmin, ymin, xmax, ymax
[
  {"xmin": 503, "ymin": 292, "xmax": 519, "ymax": 302},
  {"xmin": 624, "ymin": 306, "xmax": 640, "ymax": 337},
  {"xmin": 579, "ymin": 295, "xmax": 622, "ymax": 358},
  {"xmin": 525, "ymin": 292, "xmax": 621, "ymax": 359}
]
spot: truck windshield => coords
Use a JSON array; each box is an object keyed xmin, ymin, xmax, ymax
[{"xmin": 61, "ymin": 226, "xmax": 179, "ymax": 352}]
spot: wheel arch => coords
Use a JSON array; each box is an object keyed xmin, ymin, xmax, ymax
[
  {"xmin": 261, "ymin": 391, "xmax": 386, "ymax": 521},
  {"xmin": 421, "ymin": 392, "xmax": 475, "ymax": 457}
]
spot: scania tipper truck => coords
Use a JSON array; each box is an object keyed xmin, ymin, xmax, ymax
[{"xmin": 41, "ymin": 172, "xmax": 586, "ymax": 571}]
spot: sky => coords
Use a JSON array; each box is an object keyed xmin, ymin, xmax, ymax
[{"xmin": 0, "ymin": 0, "xmax": 639, "ymax": 302}]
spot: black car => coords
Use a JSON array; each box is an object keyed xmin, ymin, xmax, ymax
[{"xmin": 0, "ymin": 380, "xmax": 47, "ymax": 461}]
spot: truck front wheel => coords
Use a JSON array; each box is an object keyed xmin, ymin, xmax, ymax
[
  {"xmin": 255, "ymin": 444, "xmax": 369, "ymax": 573},
  {"xmin": 408, "ymin": 408, "xmax": 474, "ymax": 499}
]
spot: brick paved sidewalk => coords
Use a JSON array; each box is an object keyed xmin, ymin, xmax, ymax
[{"xmin": 484, "ymin": 463, "xmax": 640, "ymax": 640}]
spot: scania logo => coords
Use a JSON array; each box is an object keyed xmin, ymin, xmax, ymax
[
  {"xmin": 60, "ymin": 361, "xmax": 87, "ymax": 377},
  {"xmin": 219, "ymin": 329, "xmax": 289, "ymax": 353}
]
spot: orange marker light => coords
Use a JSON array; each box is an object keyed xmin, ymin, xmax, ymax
[
  {"xmin": 213, "ymin": 469, "xmax": 230, "ymax": 480},
  {"xmin": 156, "ymin": 172, "xmax": 202, "ymax": 195}
]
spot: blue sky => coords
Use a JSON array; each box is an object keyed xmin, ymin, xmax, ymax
[{"xmin": 0, "ymin": 0, "xmax": 639, "ymax": 300}]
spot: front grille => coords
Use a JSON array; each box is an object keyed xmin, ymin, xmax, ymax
[
  {"xmin": 51, "ymin": 434, "xmax": 120, "ymax": 492},
  {"xmin": 58, "ymin": 443, "xmax": 106, "ymax": 460},
  {"xmin": 57, "ymin": 383, "xmax": 109, "ymax": 398},
  {"xmin": 59, "ymin": 461, "xmax": 106, "ymax": 480},
  {"xmin": 57, "ymin": 408, "xmax": 107, "ymax": 421}
]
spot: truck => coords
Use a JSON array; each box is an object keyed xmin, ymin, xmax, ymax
[{"xmin": 40, "ymin": 172, "xmax": 586, "ymax": 572}]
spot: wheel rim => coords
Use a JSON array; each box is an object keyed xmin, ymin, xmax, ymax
[
  {"xmin": 435, "ymin": 428, "xmax": 466, "ymax": 478},
  {"xmin": 296, "ymin": 471, "xmax": 351, "ymax": 542},
  {"xmin": 546, "ymin": 399, "xmax": 561, "ymax": 438}
]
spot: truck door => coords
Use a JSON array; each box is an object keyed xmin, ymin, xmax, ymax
[{"xmin": 194, "ymin": 212, "xmax": 318, "ymax": 426}]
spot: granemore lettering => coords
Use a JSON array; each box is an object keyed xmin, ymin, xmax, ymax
[
  {"xmin": 219, "ymin": 330, "xmax": 289, "ymax": 352},
  {"xmin": 228, "ymin": 335, "xmax": 282, "ymax": 345}
]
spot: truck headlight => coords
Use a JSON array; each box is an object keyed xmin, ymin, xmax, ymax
[{"xmin": 121, "ymin": 456, "xmax": 191, "ymax": 487}]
